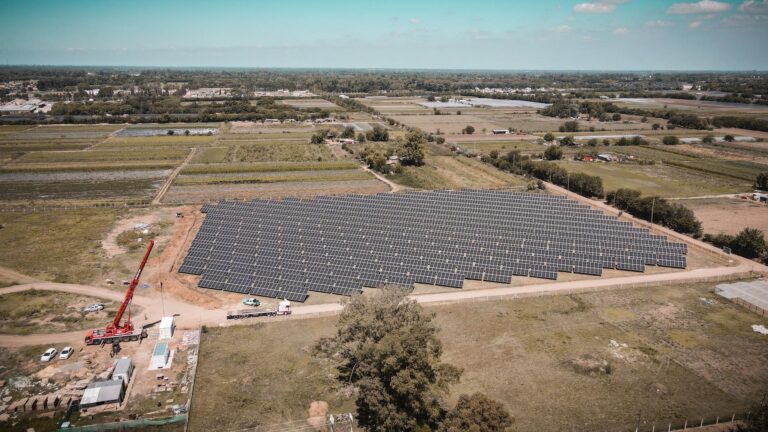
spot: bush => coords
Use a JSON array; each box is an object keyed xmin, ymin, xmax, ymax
[
  {"xmin": 543, "ymin": 145, "xmax": 563, "ymax": 160},
  {"xmin": 703, "ymin": 228, "xmax": 767, "ymax": 261},
  {"xmin": 662, "ymin": 135, "xmax": 680, "ymax": 145},
  {"xmin": 755, "ymin": 172, "xmax": 768, "ymax": 190}
]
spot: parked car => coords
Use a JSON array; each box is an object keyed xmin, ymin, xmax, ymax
[
  {"xmin": 41, "ymin": 348, "xmax": 58, "ymax": 362},
  {"xmin": 242, "ymin": 298, "xmax": 260, "ymax": 307},
  {"xmin": 59, "ymin": 346, "xmax": 74, "ymax": 360},
  {"xmin": 83, "ymin": 303, "xmax": 104, "ymax": 313}
]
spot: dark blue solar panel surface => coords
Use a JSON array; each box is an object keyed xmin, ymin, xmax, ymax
[{"xmin": 179, "ymin": 189, "xmax": 688, "ymax": 301}]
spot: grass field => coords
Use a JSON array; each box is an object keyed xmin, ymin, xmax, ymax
[
  {"xmin": 182, "ymin": 160, "xmax": 360, "ymax": 175},
  {"xmin": 225, "ymin": 141, "xmax": 334, "ymax": 162},
  {"xmin": 189, "ymin": 281, "xmax": 767, "ymax": 432},
  {"xmin": 555, "ymin": 160, "xmax": 752, "ymax": 197},
  {"xmin": 390, "ymin": 155, "xmax": 529, "ymax": 190},
  {"xmin": 0, "ymin": 209, "xmax": 123, "ymax": 283},
  {"xmin": 0, "ymin": 290, "xmax": 120, "ymax": 335},
  {"xmin": 611, "ymin": 145, "xmax": 768, "ymax": 182},
  {"xmin": 450, "ymin": 140, "xmax": 543, "ymax": 154},
  {"xmin": 93, "ymin": 135, "xmax": 217, "ymax": 150},
  {"xmin": 174, "ymin": 169, "xmax": 370, "ymax": 185},
  {"xmin": 14, "ymin": 148, "xmax": 189, "ymax": 163}
]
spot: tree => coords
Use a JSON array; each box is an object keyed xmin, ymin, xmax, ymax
[
  {"xmin": 702, "ymin": 134, "xmax": 715, "ymax": 144},
  {"xmin": 399, "ymin": 129, "xmax": 426, "ymax": 166},
  {"xmin": 366, "ymin": 125, "xmax": 389, "ymax": 142},
  {"xmin": 612, "ymin": 113, "xmax": 622, "ymax": 121},
  {"xmin": 310, "ymin": 129, "xmax": 328, "ymax": 144},
  {"xmin": 316, "ymin": 287, "xmax": 462, "ymax": 432},
  {"xmin": 587, "ymin": 138, "xmax": 598, "ymax": 147},
  {"xmin": 731, "ymin": 228, "xmax": 768, "ymax": 259},
  {"xmin": 603, "ymin": 138, "xmax": 611, "ymax": 146},
  {"xmin": 662, "ymin": 135, "xmax": 680, "ymax": 145},
  {"xmin": 559, "ymin": 136, "xmax": 575, "ymax": 147},
  {"xmin": 641, "ymin": 116, "xmax": 648, "ymax": 123},
  {"xmin": 755, "ymin": 172, "xmax": 768, "ymax": 190},
  {"xmin": 724, "ymin": 134, "xmax": 735, "ymax": 142},
  {"xmin": 652, "ymin": 123, "xmax": 661, "ymax": 130},
  {"xmin": 734, "ymin": 395, "xmax": 768, "ymax": 432},
  {"xmin": 562, "ymin": 121, "xmax": 579, "ymax": 132},
  {"xmin": 456, "ymin": 110, "xmax": 461, "ymax": 115},
  {"xmin": 544, "ymin": 145, "xmax": 563, "ymax": 160},
  {"xmin": 438, "ymin": 393, "xmax": 514, "ymax": 432},
  {"xmin": 340, "ymin": 126, "xmax": 355, "ymax": 139},
  {"xmin": 427, "ymin": 95, "xmax": 436, "ymax": 102},
  {"xmin": 356, "ymin": 132, "xmax": 366, "ymax": 143},
  {"xmin": 463, "ymin": 125, "xmax": 475, "ymax": 135},
  {"xmin": 543, "ymin": 132, "xmax": 555, "ymax": 142},
  {"xmin": 435, "ymin": 136, "xmax": 445, "ymax": 144}
]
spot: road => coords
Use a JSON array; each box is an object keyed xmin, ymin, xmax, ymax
[
  {"xmin": 152, "ymin": 147, "xmax": 197, "ymax": 205},
  {"xmin": 362, "ymin": 166, "xmax": 404, "ymax": 192}
]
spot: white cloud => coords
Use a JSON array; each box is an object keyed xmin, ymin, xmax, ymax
[
  {"xmin": 668, "ymin": 1, "xmax": 732, "ymax": 14},
  {"xmin": 739, "ymin": 0, "xmax": 768, "ymax": 12},
  {"xmin": 409, "ymin": 18, "xmax": 419, "ymax": 24},
  {"xmin": 556, "ymin": 25, "xmax": 573, "ymax": 32},
  {"xmin": 689, "ymin": 20, "xmax": 704, "ymax": 28},
  {"xmin": 613, "ymin": 27, "xmax": 630, "ymax": 35},
  {"xmin": 574, "ymin": 2, "xmax": 616, "ymax": 13},
  {"xmin": 645, "ymin": 19, "xmax": 674, "ymax": 27}
]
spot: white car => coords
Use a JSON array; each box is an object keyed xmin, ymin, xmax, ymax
[
  {"xmin": 83, "ymin": 303, "xmax": 104, "ymax": 313},
  {"xmin": 40, "ymin": 348, "xmax": 57, "ymax": 362},
  {"xmin": 60, "ymin": 346, "xmax": 74, "ymax": 360}
]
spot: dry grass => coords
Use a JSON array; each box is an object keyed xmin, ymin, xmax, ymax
[
  {"xmin": 0, "ymin": 208, "xmax": 124, "ymax": 283},
  {"xmin": 0, "ymin": 290, "xmax": 121, "ymax": 335},
  {"xmin": 189, "ymin": 281, "xmax": 767, "ymax": 432}
]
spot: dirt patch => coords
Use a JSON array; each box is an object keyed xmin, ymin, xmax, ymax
[
  {"xmin": 567, "ymin": 354, "xmax": 612, "ymax": 376},
  {"xmin": 164, "ymin": 180, "xmax": 389, "ymax": 203},
  {"xmin": 684, "ymin": 198, "xmax": 768, "ymax": 236},
  {"xmin": 102, "ymin": 212, "xmax": 162, "ymax": 258},
  {"xmin": 307, "ymin": 400, "xmax": 329, "ymax": 429},
  {"xmin": 676, "ymin": 143, "xmax": 768, "ymax": 165},
  {"xmin": 144, "ymin": 207, "xmax": 222, "ymax": 309}
]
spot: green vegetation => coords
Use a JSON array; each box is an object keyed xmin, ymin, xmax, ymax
[
  {"xmin": 225, "ymin": 141, "xmax": 334, "ymax": 162},
  {"xmin": 756, "ymin": 172, "xmax": 768, "ymax": 190},
  {"xmin": 15, "ymin": 148, "xmax": 188, "ymax": 163},
  {"xmin": 606, "ymin": 188, "xmax": 702, "ymax": 235},
  {"xmin": 315, "ymin": 288, "xmax": 470, "ymax": 431},
  {"xmin": 543, "ymin": 145, "xmax": 563, "ymax": 160},
  {"xmin": 703, "ymin": 228, "xmax": 768, "ymax": 262},
  {"xmin": 0, "ymin": 209, "xmax": 121, "ymax": 283},
  {"xmin": 175, "ymin": 169, "xmax": 371, "ymax": 185},
  {"xmin": 182, "ymin": 160, "xmax": 359, "ymax": 175}
]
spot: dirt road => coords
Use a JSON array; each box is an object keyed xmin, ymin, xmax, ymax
[
  {"xmin": 363, "ymin": 165, "xmax": 404, "ymax": 192},
  {"xmin": 152, "ymin": 147, "xmax": 197, "ymax": 205}
]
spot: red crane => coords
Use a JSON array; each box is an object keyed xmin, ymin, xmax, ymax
[{"xmin": 85, "ymin": 240, "xmax": 154, "ymax": 345}]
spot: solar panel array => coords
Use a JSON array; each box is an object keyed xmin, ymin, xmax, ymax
[{"xmin": 180, "ymin": 190, "xmax": 688, "ymax": 302}]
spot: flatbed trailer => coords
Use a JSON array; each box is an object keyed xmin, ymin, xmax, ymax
[{"xmin": 226, "ymin": 308, "xmax": 292, "ymax": 319}]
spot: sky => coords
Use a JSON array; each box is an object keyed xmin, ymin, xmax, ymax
[{"xmin": 0, "ymin": 0, "xmax": 766, "ymax": 70}]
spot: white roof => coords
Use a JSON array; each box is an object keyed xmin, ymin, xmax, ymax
[{"xmin": 159, "ymin": 316, "xmax": 174, "ymax": 328}]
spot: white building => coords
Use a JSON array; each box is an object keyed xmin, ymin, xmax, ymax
[{"xmin": 159, "ymin": 316, "xmax": 175, "ymax": 340}]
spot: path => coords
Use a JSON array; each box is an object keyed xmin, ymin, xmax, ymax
[
  {"xmin": 362, "ymin": 166, "xmax": 404, "ymax": 193},
  {"xmin": 152, "ymin": 147, "xmax": 197, "ymax": 205},
  {"xmin": 668, "ymin": 194, "xmax": 740, "ymax": 201}
]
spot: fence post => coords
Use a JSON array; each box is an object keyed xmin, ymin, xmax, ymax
[
  {"xmin": 668, "ymin": 423, "xmax": 671, "ymax": 432},
  {"xmin": 700, "ymin": 418, "xmax": 703, "ymax": 427},
  {"xmin": 716, "ymin": 416, "xmax": 719, "ymax": 424},
  {"xmin": 684, "ymin": 419, "xmax": 687, "ymax": 430}
]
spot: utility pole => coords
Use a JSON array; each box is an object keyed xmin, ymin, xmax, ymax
[
  {"xmin": 650, "ymin": 197, "xmax": 656, "ymax": 227},
  {"xmin": 160, "ymin": 281, "xmax": 166, "ymax": 317}
]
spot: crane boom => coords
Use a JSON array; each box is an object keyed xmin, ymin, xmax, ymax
[{"xmin": 112, "ymin": 240, "xmax": 154, "ymax": 329}]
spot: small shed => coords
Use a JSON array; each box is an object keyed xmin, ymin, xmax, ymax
[
  {"xmin": 150, "ymin": 342, "xmax": 170, "ymax": 369},
  {"xmin": 159, "ymin": 316, "xmax": 175, "ymax": 340},
  {"xmin": 80, "ymin": 379, "xmax": 125, "ymax": 408},
  {"xmin": 112, "ymin": 358, "xmax": 134, "ymax": 385}
]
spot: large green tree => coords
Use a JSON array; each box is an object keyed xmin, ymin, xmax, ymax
[
  {"xmin": 398, "ymin": 130, "xmax": 427, "ymax": 166},
  {"xmin": 755, "ymin": 172, "xmax": 768, "ymax": 190},
  {"xmin": 318, "ymin": 287, "xmax": 462, "ymax": 432}
]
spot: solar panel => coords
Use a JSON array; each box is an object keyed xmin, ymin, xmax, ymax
[{"xmin": 180, "ymin": 189, "xmax": 688, "ymax": 301}]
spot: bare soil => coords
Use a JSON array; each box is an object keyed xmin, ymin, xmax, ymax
[{"xmin": 684, "ymin": 197, "xmax": 768, "ymax": 236}]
